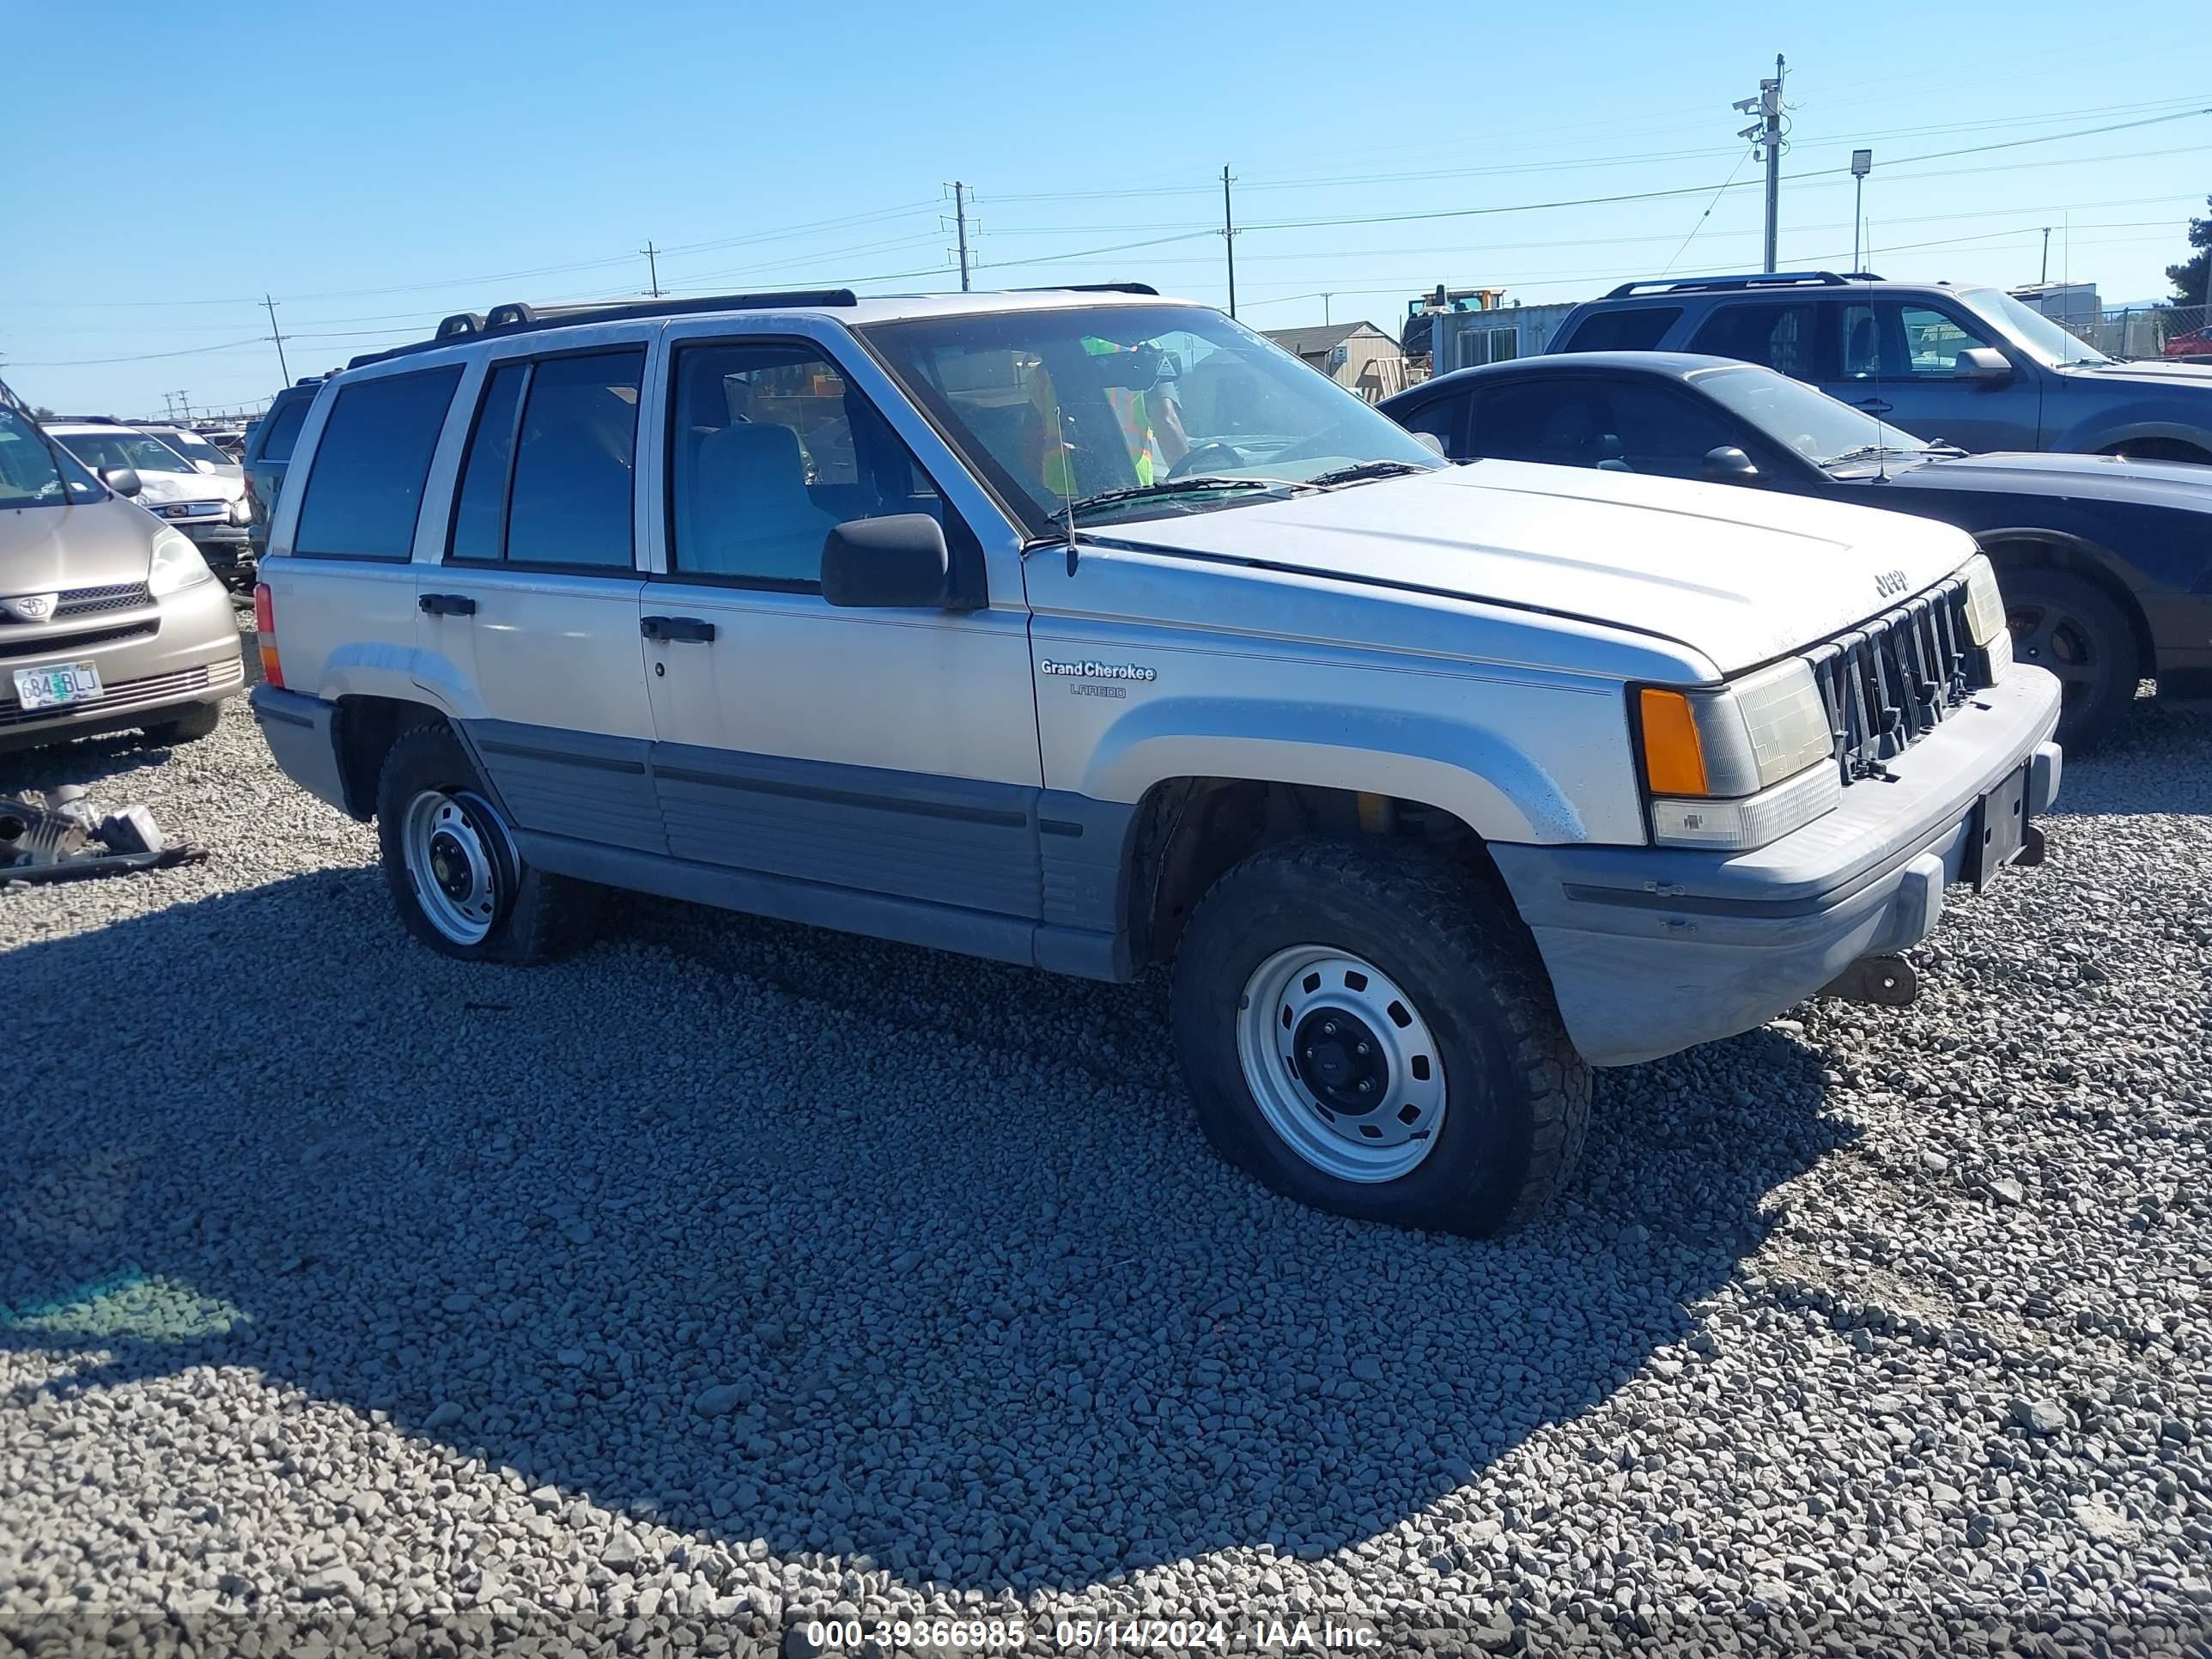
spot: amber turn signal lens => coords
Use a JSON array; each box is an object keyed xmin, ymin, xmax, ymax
[
  {"xmin": 252, "ymin": 582, "xmax": 283, "ymax": 690},
  {"xmin": 1639, "ymin": 688, "xmax": 1709, "ymax": 797}
]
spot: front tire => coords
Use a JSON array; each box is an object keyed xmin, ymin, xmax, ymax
[
  {"xmin": 374, "ymin": 722, "xmax": 589, "ymax": 964},
  {"xmin": 1171, "ymin": 837, "xmax": 1589, "ymax": 1237},
  {"xmin": 2002, "ymin": 567, "xmax": 2138, "ymax": 748}
]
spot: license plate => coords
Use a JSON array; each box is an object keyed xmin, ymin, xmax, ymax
[
  {"xmin": 11, "ymin": 661, "xmax": 104, "ymax": 710},
  {"xmin": 1966, "ymin": 763, "xmax": 2029, "ymax": 891}
]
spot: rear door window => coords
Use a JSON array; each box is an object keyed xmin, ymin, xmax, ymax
[
  {"xmin": 292, "ymin": 367, "xmax": 463, "ymax": 560},
  {"xmin": 1688, "ymin": 301, "xmax": 1831, "ymax": 380},
  {"xmin": 446, "ymin": 349, "xmax": 644, "ymax": 568},
  {"xmin": 1465, "ymin": 380, "xmax": 1607, "ymax": 467},
  {"xmin": 1558, "ymin": 306, "xmax": 1683, "ymax": 353}
]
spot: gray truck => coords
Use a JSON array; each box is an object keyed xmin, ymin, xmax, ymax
[
  {"xmin": 246, "ymin": 286, "xmax": 2061, "ymax": 1236},
  {"xmin": 1549, "ymin": 271, "xmax": 2212, "ymax": 463}
]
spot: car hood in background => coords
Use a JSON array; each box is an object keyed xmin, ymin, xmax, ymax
[
  {"xmin": 2061, "ymin": 359, "xmax": 2212, "ymax": 389},
  {"xmin": 1101, "ymin": 461, "xmax": 1977, "ymax": 677},
  {"xmin": 134, "ymin": 470, "xmax": 243, "ymax": 505},
  {"xmin": 0, "ymin": 499, "xmax": 155, "ymax": 594},
  {"xmin": 1883, "ymin": 449, "xmax": 2212, "ymax": 511}
]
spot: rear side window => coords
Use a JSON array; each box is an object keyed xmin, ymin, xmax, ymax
[
  {"xmin": 447, "ymin": 349, "xmax": 643, "ymax": 568},
  {"xmin": 292, "ymin": 367, "xmax": 462, "ymax": 561},
  {"xmin": 1558, "ymin": 306, "xmax": 1682, "ymax": 353},
  {"xmin": 255, "ymin": 394, "xmax": 313, "ymax": 463},
  {"xmin": 1689, "ymin": 301, "xmax": 1827, "ymax": 379},
  {"xmin": 447, "ymin": 363, "xmax": 526, "ymax": 562}
]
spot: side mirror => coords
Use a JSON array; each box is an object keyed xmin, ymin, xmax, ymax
[
  {"xmin": 1954, "ymin": 347, "xmax": 2013, "ymax": 386},
  {"xmin": 1701, "ymin": 445, "xmax": 1761, "ymax": 483},
  {"xmin": 1408, "ymin": 430, "xmax": 1447, "ymax": 458},
  {"xmin": 101, "ymin": 467, "xmax": 143, "ymax": 497},
  {"xmin": 821, "ymin": 514, "xmax": 957, "ymax": 610}
]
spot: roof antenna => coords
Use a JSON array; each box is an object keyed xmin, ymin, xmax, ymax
[{"xmin": 1063, "ymin": 473, "xmax": 1080, "ymax": 575}]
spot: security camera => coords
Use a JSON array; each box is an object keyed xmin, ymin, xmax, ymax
[{"xmin": 1732, "ymin": 96, "xmax": 1759, "ymax": 113}]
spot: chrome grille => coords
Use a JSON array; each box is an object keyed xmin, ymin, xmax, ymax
[{"xmin": 1804, "ymin": 575, "xmax": 1986, "ymax": 786}]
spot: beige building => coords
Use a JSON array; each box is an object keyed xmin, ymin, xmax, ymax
[{"xmin": 1262, "ymin": 322, "xmax": 1410, "ymax": 402}]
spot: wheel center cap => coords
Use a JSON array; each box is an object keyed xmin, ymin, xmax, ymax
[{"xmin": 1291, "ymin": 1006, "xmax": 1389, "ymax": 1115}]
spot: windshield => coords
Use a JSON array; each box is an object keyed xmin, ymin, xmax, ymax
[
  {"xmin": 0, "ymin": 408, "xmax": 106, "ymax": 507},
  {"xmin": 1957, "ymin": 288, "xmax": 2111, "ymax": 368},
  {"xmin": 157, "ymin": 428, "xmax": 228, "ymax": 466},
  {"xmin": 53, "ymin": 429, "xmax": 199, "ymax": 475},
  {"xmin": 860, "ymin": 304, "xmax": 1441, "ymax": 532},
  {"xmin": 1691, "ymin": 364, "xmax": 1935, "ymax": 467}
]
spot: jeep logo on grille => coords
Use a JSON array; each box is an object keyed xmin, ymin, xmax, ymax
[
  {"xmin": 1, "ymin": 592, "xmax": 57, "ymax": 623},
  {"xmin": 1875, "ymin": 568, "xmax": 1910, "ymax": 599}
]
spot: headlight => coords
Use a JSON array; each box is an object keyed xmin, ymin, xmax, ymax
[
  {"xmin": 229, "ymin": 495, "xmax": 253, "ymax": 526},
  {"xmin": 1961, "ymin": 553, "xmax": 2010, "ymax": 684},
  {"xmin": 1638, "ymin": 658, "xmax": 1840, "ymax": 850},
  {"xmin": 1962, "ymin": 554, "xmax": 2006, "ymax": 646},
  {"xmin": 148, "ymin": 527, "xmax": 212, "ymax": 595}
]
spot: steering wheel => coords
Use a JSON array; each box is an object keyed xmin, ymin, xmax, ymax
[{"xmin": 1166, "ymin": 441, "xmax": 1245, "ymax": 480}]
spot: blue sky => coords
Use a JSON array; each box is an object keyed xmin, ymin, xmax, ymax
[{"xmin": 4, "ymin": 0, "xmax": 2207, "ymax": 416}]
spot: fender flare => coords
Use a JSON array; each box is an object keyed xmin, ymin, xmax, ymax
[{"xmin": 1079, "ymin": 695, "xmax": 1589, "ymax": 844}]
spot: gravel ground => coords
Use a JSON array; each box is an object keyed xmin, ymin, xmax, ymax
[{"xmin": 3, "ymin": 648, "xmax": 2209, "ymax": 1657}]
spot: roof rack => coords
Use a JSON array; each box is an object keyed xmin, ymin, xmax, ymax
[
  {"xmin": 50, "ymin": 414, "xmax": 127, "ymax": 425},
  {"xmin": 346, "ymin": 289, "xmax": 861, "ymax": 371},
  {"xmin": 1012, "ymin": 283, "xmax": 1160, "ymax": 296},
  {"xmin": 1602, "ymin": 270, "xmax": 1885, "ymax": 299}
]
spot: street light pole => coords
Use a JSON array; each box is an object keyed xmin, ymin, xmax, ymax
[
  {"xmin": 1220, "ymin": 165, "xmax": 1238, "ymax": 319},
  {"xmin": 1850, "ymin": 149, "xmax": 1872, "ymax": 272}
]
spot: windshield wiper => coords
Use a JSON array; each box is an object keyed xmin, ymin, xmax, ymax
[
  {"xmin": 1304, "ymin": 459, "xmax": 1433, "ymax": 489},
  {"xmin": 1061, "ymin": 476, "xmax": 1289, "ymax": 516},
  {"xmin": 1819, "ymin": 443, "xmax": 1934, "ymax": 468}
]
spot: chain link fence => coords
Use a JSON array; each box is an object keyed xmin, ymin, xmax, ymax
[{"xmin": 2062, "ymin": 301, "xmax": 2212, "ymax": 361}]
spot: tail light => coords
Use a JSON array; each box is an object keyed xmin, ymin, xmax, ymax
[{"xmin": 253, "ymin": 582, "xmax": 283, "ymax": 689}]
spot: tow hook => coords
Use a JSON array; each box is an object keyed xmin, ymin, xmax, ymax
[{"xmin": 1820, "ymin": 954, "xmax": 1919, "ymax": 1007}]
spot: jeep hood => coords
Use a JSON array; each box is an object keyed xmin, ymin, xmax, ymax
[{"xmin": 1103, "ymin": 461, "xmax": 1976, "ymax": 676}]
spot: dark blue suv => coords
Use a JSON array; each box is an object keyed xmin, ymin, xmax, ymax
[{"xmin": 1549, "ymin": 272, "xmax": 2212, "ymax": 465}]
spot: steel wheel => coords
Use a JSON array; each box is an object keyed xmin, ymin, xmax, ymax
[
  {"xmin": 1234, "ymin": 945, "xmax": 1448, "ymax": 1183},
  {"xmin": 399, "ymin": 788, "xmax": 507, "ymax": 947}
]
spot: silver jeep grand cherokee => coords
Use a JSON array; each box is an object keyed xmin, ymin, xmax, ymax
[
  {"xmin": 0, "ymin": 397, "xmax": 245, "ymax": 751},
  {"xmin": 247, "ymin": 287, "xmax": 2061, "ymax": 1237}
]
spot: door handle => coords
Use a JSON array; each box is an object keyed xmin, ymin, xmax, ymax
[
  {"xmin": 417, "ymin": 592, "xmax": 477, "ymax": 617},
  {"xmin": 641, "ymin": 615, "xmax": 716, "ymax": 643},
  {"xmin": 1850, "ymin": 398, "xmax": 1894, "ymax": 416}
]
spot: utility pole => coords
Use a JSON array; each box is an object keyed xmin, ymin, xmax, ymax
[
  {"xmin": 641, "ymin": 243, "xmax": 664, "ymax": 298},
  {"xmin": 176, "ymin": 391, "xmax": 191, "ymax": 422},
  {"xmin": 1736, "ymin": 56, "xmax": 1786, "ymax": 273},
  {"xmin": 951, "ymin": 182, "xmax": 972, "ymax": 292},
  {"xmin": 1320, "ymin": 292, "xmax": 1334, "ymax": 325},
  {"xmin": 261, "ymin": 295, "xmax": 291, "ymax": 385},
  {"xmin": 2040, "ymin": 227, "xmax": 2051, "ymax": 285},
  {"xmin": 1220, "ymin": 165, "xmax": 1238, "ymax": 319},
  {"xmin": 161, "ymin": 392, "xmax": 178, "ymax": 422}
]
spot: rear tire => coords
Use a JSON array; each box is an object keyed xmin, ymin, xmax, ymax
[
  {"xmin": 374, "ymin": 722, "xmax": 590, "ymax": 964},
  {"xmin": 1170, "ymin": 836, "xmax": 1589, "ymax": 1237},
  {"xmin": 143, "ymin": 702, "xmax": 223, "ymax": 745},
  {"xmin": 2002, "ymin": 567, "xmax": 2138, "ymax": 748}
]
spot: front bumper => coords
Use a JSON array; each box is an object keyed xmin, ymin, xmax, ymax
[
  {"xmin": 1492, "ymin": 666, "xmax": 2063, "ymax": 1067},
  {"xmin": 0, "ymin": 577, "xmax": 245, "ymax": 750}
]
